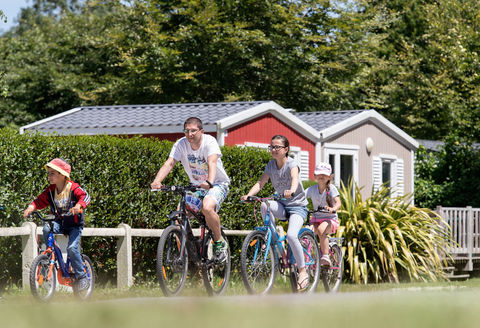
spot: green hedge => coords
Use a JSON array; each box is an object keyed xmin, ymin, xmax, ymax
[{"xmin": 0, "ymin": 128, "xmax": 274, "ymax": 287}]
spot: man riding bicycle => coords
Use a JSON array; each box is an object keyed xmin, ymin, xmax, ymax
[{"xmin": 150, "ymin": 117, "xmax": 230, "ymax": 263}]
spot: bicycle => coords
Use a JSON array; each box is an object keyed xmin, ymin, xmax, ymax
[
  {"xmin": 240, "ymin": 195, "xmax": 320, "ymax": 294},
  {"xmin": 308, "ymin": 208, "xmax": 344, "ymax": 293},
  {"xmin": 28, "ymin": 211, "xmax": 95, "ymax": 302},
  {"xmin": 153, "ymin": 184, "xmax": 231, "ymax": 297}
]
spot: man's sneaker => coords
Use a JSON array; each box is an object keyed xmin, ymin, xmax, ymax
[
  {"xmin": 213, "ymin": 239, "xmax": 228, "ymax": 264},
  {"xmin": 77, "ymin": 276, "xmax": 90, "ymax": 291}
]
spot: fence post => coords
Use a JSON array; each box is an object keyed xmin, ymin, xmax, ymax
[
  {"xmin": 21, "ymin": 221, "xmax": 38, "ymax": 289},
  {"xmin": 117, "ymin": 223, "xmax": 132, "ymax": 289},
  {"xmin": 467, "ymin": 206, "xmax": 473, "ymax": 271}
]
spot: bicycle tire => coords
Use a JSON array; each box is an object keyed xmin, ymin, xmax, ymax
[
  {"xmin": 202, "ymin": 230, "xmax": 231, "ymax": 296},
  {"xmin": 289, "ymin": 230, "xmax": 321, "ymax": 293},
  {"xmin": 156, "ymin": 225, "xmax": 189, "ymax": 296},
  {"xmin": 73, "ymin": 254, "xmax": 95, "ymax": 300},
  {"xmin": 240, "ymin": 230, "xmax": 277, "ymax": 295},
  {"xmin": 321, "ymin": 243, "xmax": 343, "ymax": 293},
  {"xmin": 30, "ymin": 253, "xmax": 56, "ymax": 302}
]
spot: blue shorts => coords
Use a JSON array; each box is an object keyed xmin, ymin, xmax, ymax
[{"xmin": 185, "ymin": 183, "xmax": 229, "ymax": 213}]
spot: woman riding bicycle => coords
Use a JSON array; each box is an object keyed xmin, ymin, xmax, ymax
[
  {"xmin": 305, "ymin": 162, "xmax": 342, "ymax": 267},
  {"xmin": 241, "ymin": 135, "xmax": 310, "ymax": 291}
]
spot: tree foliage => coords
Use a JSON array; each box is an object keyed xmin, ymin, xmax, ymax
[
  {"xmin": 2, "ymin": 0, "xmax": 478, "ymax": 141},
  {"xmin": 415, "ymin": 135, "xmax": 480, "ymax": 208}
]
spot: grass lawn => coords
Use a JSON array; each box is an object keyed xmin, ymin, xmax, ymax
[{"xmin": 2, "ymin": 278, "xmax": 480, "ymax": 328}]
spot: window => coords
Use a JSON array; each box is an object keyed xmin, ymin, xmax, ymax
[
  {"xmin": 324, "ymin": 144, "xmax": 359, "ymax": 189},
  {"xmin": 373, "ymin": 155, "xmax": 404, "ymax": 197}
]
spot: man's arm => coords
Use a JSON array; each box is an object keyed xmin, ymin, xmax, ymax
[{"xmin": 150, "ymin": 157, "xmax": 177, "ymax": 189}]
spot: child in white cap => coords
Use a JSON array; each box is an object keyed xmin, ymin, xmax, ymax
[
  {"xmin": 305, "ymin": 162, "xmax": 342, "ymax": 266},
  {"xmin": 24, "ymin": 158, "xmax": 91, "ymax": 290}
]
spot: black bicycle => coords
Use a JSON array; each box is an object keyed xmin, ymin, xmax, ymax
[{"xmin": 153, "ymin": 185, "xmax": 231, "ymax": 296}]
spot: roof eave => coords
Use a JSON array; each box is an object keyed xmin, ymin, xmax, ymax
[
  {"xmin": 217, "ymin": 101, "xmax": 320, "ymax": 142},
  {"xmin": 320, "ymin": 110, "xmax": 419, "ymax": 150}
]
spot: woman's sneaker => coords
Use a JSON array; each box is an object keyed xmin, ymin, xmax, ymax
[{"xmin": 213, "ymin": 239, "xmax": 228, "ymax": 263}]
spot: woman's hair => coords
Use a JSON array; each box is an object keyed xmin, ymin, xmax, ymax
[{"xmin": 271, "ymin": 135, "xmax": 289, "ymax": 157}]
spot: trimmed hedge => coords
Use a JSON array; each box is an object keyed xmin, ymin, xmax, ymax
[{"xmin": 0, "ymin": 128, "xmax": 274, "ymax": 287}]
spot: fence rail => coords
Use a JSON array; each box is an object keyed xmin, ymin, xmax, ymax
[
  {"xmin": 436, "ymin": 206, "xmax": 480, "ymax": 271},
  {"xmin": 0, "ymin": 222, "xmax": 250, "ymax": 289},
  {"xmin": 4, "ymin": 206, "xmax": 478, "ymax": 288}
]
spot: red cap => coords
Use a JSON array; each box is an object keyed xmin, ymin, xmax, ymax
[{"xmin": 45, "ymin": 158, "xmax": 71, "ymax": 178}]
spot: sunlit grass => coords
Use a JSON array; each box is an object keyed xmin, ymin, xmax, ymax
[{"xmin": 3, "ymin": 279, "xmax": 480, "ymax": 328}]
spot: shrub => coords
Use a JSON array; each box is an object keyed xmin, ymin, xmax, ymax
[
  {"xmin": 0, "ymin": 128, "xmax": 273, "ymax": 287},
  {"xmin": 337, "ymin": 180, "xmax": 452, "ymax": 284}
]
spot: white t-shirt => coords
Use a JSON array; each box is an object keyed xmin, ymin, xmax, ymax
[
  {"xmin": 306, "ymin": 184, "xmax": 339, "ymax": 220},
  {"xmin": 169, "ymin": 134, "xmax": 230, "ymax": 186}
]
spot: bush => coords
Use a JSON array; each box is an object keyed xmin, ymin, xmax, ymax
[
  {"xmin": 0, "ymin": 128, "xmax": 273, "ymax": 287},
  {"xmin": 338, "ymin": 180, "xmax": 452, "ymax": 284}
]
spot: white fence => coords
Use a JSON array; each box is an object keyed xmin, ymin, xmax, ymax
[
  {"xmin": 0, "ymin": 222, "xmax": 250, "ymax": 289},
  {"xmin": 436, "ymin": 206, "xmax": 480, "ymax": 271},
  {"xmin": 4, "ymin": 206, "xmax": 478, "ymax": 289}
]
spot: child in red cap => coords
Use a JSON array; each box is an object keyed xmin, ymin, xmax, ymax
[{"xmin": 24, "ymin": 158, "xmax": 91, "ymax": 290}]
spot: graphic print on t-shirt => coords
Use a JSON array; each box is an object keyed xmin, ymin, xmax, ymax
[{"xmin": 187, "ymin": 154, "xmax": 208, "ymax": 182}]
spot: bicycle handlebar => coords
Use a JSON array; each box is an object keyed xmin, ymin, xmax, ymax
[
  {"xmin": 240, "ymin": 194, "xmax": 286, "ymax": 203},
  {"xmin": 29, "ymin": 210, "xmax": 82, "ymax": 222},
  {"xmin": 308, "ymin": 207, "xmax": 336, "ymax": 215},
  {"xmin": 151, "ymin": 184, "xmax": 203, "ymax": 194}
]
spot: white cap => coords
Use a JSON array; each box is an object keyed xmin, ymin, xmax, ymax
[{"xmin": 314, "ymin": 162, "xmax": 332, "ymax": 175}]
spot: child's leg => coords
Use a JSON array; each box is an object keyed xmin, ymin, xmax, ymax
[
  {"xmin": 314, "ymin": 221, "xmax": 332, "ymax": 256},
  {"xmin": 42, "ymin": 221, "xmax": 61, "ymax": 245},
  {"xmin": 66, "ymin": 226, "xmax": 85, "ymax": 278}
]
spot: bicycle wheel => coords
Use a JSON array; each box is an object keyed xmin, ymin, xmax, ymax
[
  {"xmin": 30, "ymin": 253, "xmax": 56, "ymax": 302},
  {"xmin": 202, "ymin": 230, "xmax": 231, "ymax": 296},
  {"xmin": 156, "ymin": 225, "xmax": 188, "ymax": 296},
  {"xmin": 73, "ymin": 254, "xmax": 95, "ymax": 300},
  {"xmin": 289, "ymin": 230, "xmax": 321, "ymax": 293},
  {"xmin": 322, "ymin": 243, "xmax": 343, "ymax": 293},
  {"xmin": 240, "ymin": 230, "xmax": 277, "ymax": 295}
]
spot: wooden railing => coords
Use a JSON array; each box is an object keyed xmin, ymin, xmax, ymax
[
  {"xmin": 436, "ymin": 206, "xmax": 480, "ymax": 271},
  {"xmin": 0, "ymin": 222, "xmax": 250, "ymax": 289}
]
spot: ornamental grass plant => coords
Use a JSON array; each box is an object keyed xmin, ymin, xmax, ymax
[{"xmin": 336, "ymin": 181, "xmax": 452, "ymax": 284}]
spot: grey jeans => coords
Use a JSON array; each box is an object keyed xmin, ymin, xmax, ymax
[{"xmin": 260, "ymin": 201, "xmax": 307, "ymax": 269}]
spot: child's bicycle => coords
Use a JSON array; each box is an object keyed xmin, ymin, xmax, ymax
[
  {"xmin": 152, "ymin": 184, "xmax": 231, "ymax": 297},
  {"xmin": 308, "ymin": 208, "xmax": 344, "ymax": 293},
  {"xmin": 240, "ymin": 195, "xmax": 321, "ymax": 294},
  {"xmin": 28, "ymin": 211, "xmax": 95, "ymax": 302}
]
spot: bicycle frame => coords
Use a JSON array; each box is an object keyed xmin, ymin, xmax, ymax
[
  {"xmin": 164, "ymin": 186, "xmax": 212, "ymax": 265},
  {"xmin": 253, "ymin": 198, "xmax": 316, "ymax": 271},
  {"xmin": 325, "ymin": 237, "xmax": 343, "ymax": 270},
  {"xmin": 42, "ymin": 231, "xmax": 75, "ymax": 286}
]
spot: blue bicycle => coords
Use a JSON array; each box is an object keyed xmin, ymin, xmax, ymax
[
  {"xmin": 240, "ymin": 195, "xmax": 320, "ymax": 294},
  {"xmin": 29, "ymin": 211, "xmax": 95, "ymax": 302}
]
